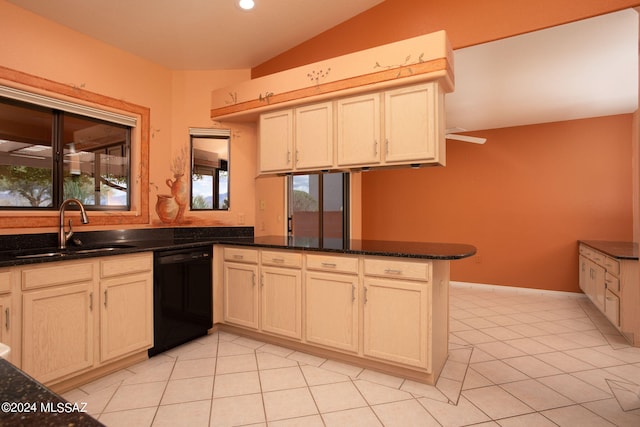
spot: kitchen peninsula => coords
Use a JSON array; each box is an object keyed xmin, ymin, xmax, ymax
[
  {"xmin": 0, "ymin": 228, "xmax": 474, "ymax": 390},
  {"xmin": 214, "ymin": 235, "xmax": 476, "ymax": 384}
]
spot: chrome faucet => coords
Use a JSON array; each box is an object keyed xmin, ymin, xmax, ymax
[{"xmin": 59, "ymin": 198, "xmax": 89, "ymax": 249}]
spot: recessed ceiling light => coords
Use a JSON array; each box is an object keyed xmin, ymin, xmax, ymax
[{"xmin": 238, "ymin": 0, "xmax": 255, "ymax": 10}]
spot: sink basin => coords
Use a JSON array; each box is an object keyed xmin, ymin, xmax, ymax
[{"xmin": 13, "ymin": 244, "xmax": 134, "ymax": 259}]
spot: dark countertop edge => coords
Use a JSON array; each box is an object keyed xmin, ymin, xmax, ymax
[
  {"xmin": 579, "ymin": 240, "xmax": 639, "ymax": 261},
  {"xmin": 219, "ymin": 239, "xmax": 477, "ymax": 260},
  {"xmin": 0, "ymin": 359, "xmax": 104, "ymax": 426},
  {"xmin": 0, "ymin": 236, "xmax": 476, "ymax": 267}
]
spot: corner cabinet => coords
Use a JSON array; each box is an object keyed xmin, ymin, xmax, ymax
[
  {"xmin": 0, "ymin": 269, "xmax": 15, "ymax": 364},
  {"xmin": 258, "ymin": 81, "xmax": 446, "ymax": 175},
  {"xmin": 579, "ymin": 242, "xmax": 640, "ymax": 346},
  {"xmin": 20, "ymin": 253, "xmax": 154, "ymax": 387}
]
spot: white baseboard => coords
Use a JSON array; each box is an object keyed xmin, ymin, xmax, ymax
[{"xmin": 450, "ymin": 281, "xmax": 587, "ymax": 299}]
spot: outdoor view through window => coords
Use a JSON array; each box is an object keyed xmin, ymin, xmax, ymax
[{"xmin": 0, "ymin": 98, "xmax": 130, "ymax": 209}]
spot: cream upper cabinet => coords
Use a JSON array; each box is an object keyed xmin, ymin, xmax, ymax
[
  {"xmin": 259, "ymin": 109, "xmax": 294, "ymax": 173},
  {"xmin": 383, "ymin": 82, "xmax": 442, "ymax": 165},
  {"xmin": 99, "ymin": 253, "xmax": 153, "ymax": 363},
  {"xmin": 336, "ymin": 93, "xmax": 381, "ymax": 167},
  {"xmin": 295, "ymin": 102, "xmax": 334, "ymax": 170},
  {"xmin": 259, "ymin": 81, "xmax": 445, "ymax": 174}
]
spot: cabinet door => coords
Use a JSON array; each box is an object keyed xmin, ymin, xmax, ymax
[
  {"xmin": 259, "ymin": 110, "xmax": 294, "ymax": 173},
  {"xmin": 384, "ymin": 83, "xmax": 438, "ymax": 164},
  {"xmin": 305, "ymin": 271, "xmax": 358, "ymax": 353},
  {"xmin": 363, "ymin": 277, "xmax": 429, "ymax": 369},
  {"xmin": 295, "ymin": 102, "xmax": 334, "ymax": 170},
  {"xmin": 22, "ymin": 283, "xmax": 95, "ymax": 384},
  {"xmin": 0, "ymin": 294, "xmax": 12, "ymax": 362},
  {"xmin": 336, "ymin": 93, "xmax": 381, "ymax": 166},
  {"xmin": 100, "ymin": 272, "xmax": 153, "ymax": 363},
  {"xmin": 590, "ymin": 262, "xmax": 606, "ymax": 311},
  {"xmin": 578, "ymin": 255, "xmax": 588, "ymax": 293},
  {"xmin": 261, "ymin": 266, "xmax": 302, "ymax": 339},
  {"xmin": 223, "ymin": 262, "xmax": 259, "ymax": 329}
]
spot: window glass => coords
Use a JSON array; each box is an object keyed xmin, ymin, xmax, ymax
[
  {"xmin": 0, "ymin": 101, "xmax": 53, "ymax": 207},
  {"xmin": 288, "ymin": 172, "xmax": 348, "ymax": 242},
  {"xmin": 0, "ymin": 97, "xmax": 130, "ymax": 210},
  {"xmin": 62, "ymin": 115, "xmax": 128, "ymax": 207},
  {"xmin": 191, "ymin": 135, "xmax": 229, "ymax": 210}
]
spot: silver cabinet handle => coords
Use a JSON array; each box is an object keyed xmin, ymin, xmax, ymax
[
  {"xmin": 385, "ymin": 139, "xmax": 389, "ymax": 155},
  {"xmin": 384, "ymin": 268, "xmax": 403, "ymax": 275},
  {"xmin": 4, "ymin": 307, "xmax": 9, "ymax": 331},
  {"xmin": 321, "ymin": 262, "xmax": 337, "ymax": 268},
  {"xmin": 295, "ymin": 150, "xmax": 299, "ymax": 164},
  {"xmin": 252, "ymin": 272, "xmax": 256, "ymax": 287},
  {"xmin": 374, "ymin": 140, "xmax": 378, "ymax": 156},
  {"xmin": 287, "ymin": 151, "xmax": 291, "ymax": 163},
  {"xmin": 104, "ymin": 290, "xmax": 108, "ymax": 308},
  {"xmin": 261, "ymin": 273, "xmax": 264, "ymax": 287},
  {"xmin": 233, "ymin": 254, "xmax": 244, "ymax": 260},
  {"xmin": 351, "ymin": 285, "xmax": 355, "ymax": 303},
  {"xmin": 272, "ymin": 258, "xmax": 285, "ymax": 264},
  {"xmin": 89, "ymin": 292, "xmax": 93, "ymax": 311},
  {"xmin": 364, "ymin": 287, "xmax": 368, "ymax": 304}
]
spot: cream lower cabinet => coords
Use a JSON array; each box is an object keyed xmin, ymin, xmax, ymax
[
  {"xmin": 0, "ymin": 269, "xmax": 14, "ymax": 363},
  {"xmin": 21, "ymin": 254, "xmax": 154, "ymax": 386},
  {"xmin": 305, "ymin": 254, "xmax": 359, "ymax": 353},
  {"xmin": 99, "ymin": 253, "xmax": 153, "ymax": 363},
  {"xmin": 260, "ymin": 250, "xmax": 302, "ymax": 340},
  {"xmin": 23, "ymin": 281, "xmax": 96, "ymax": 384},
  {"xmin": 579, "ymin": 242, "xmax": 640, "ymax": 345},
  {"xmin": 223, "ymin": 247, "xmax": 259, "ymax": 329}
]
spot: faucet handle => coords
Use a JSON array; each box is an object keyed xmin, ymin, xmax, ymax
[{"xmin": 65, "ymin": 219, "xmax": 74, "ymax": 242}]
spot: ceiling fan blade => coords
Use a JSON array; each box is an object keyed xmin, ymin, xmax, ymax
[{"xmin": 445, "ymin": 134, "xmax": 487, "ymax": 144}]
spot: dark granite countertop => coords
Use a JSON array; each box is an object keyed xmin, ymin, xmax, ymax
[
  {"xmin": 0, "ymin": 359, "xmax": 103, "ymax": 427},
  {"xmin": 0, "ymin": 227, "xmax": 476, "ymax": 267},
  {"xmin": 579, "ymin": 240, "xmax": 639, "ymax": 261},
  {"xmin": 223, "ymin": 235, "xmax": 477, "ymax": 260}
]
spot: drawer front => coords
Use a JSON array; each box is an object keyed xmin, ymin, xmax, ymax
[
  {"xmin": 605, "ymin": 272, "xmax": 620, "ymax": 293},
  {"xmin": 101, "ymin": 252, "xmax": 153, "ymax": 278},
  {"xmin": 306, "ymin": 254, "xmax": 359, "ymax": 274},
  {"xmin": 589, "ymin": 250, "xmax": 605, "ymax": 266},
  {"xmin": 364, "ymin": 258, "xmax": 431, "ymax": 282},
  {"xmin": 603, "ymin": 256, "xmax": 620, "ymax": 276},
  {"xmin": 579, "ymin": 244, "xmax": 592, "ymax": 258},
  {"xmin": 604, "ymin": 289, "xmax": 620, "ymax": 327},
  {"xmin": 261, "ymin": 250, "xmax": 302, "ymax": 268},
  {"xmin": 0, "ymin": 270, "xmax": 11, "ymax": 293},
  {"xmin": 22, "ymin": 260, "xmax": 95, "ymax": 290},
  {"xmin": 224, "ymin": 247, "xmax": 258, "ymax": 264}
]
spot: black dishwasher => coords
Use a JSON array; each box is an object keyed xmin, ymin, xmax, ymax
[{"xmin": 149, "ymin": 246, "xmax": 213, "ymax": 357}]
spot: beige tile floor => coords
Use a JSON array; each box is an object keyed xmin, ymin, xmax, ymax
[{"xmin": 63, "ymin": 283, "xmax": 640, "ymax": 426}]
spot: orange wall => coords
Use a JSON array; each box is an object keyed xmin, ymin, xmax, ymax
[
  {"xmin": 253, "ymin": 0, "xmax": 640, "ymax": 78},
  {"xmin": 361, "ymin": 116, "xmax": 633, "ymax": 291},
  {"xmin": 0, "ymin": 0, "xmax": 255, "ymax": 232},
  {"xmin": 252, "ymin": 0, "xmax": 639, "ymax": 291}
]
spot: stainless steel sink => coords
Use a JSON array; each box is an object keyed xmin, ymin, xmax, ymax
[{"xmin": 13, "ymin": 244, "xmax": 134, "ymax": 259}]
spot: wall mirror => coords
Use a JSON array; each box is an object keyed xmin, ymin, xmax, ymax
[{"xmin": 190, "ymin": 128, "xmax": 230, "ymax": 210}]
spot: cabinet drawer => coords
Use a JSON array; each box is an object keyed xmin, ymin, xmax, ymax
[
  {"xmin": 22, "ymin": 261, "xmax": 95, "ymax": 290},
  {"xmin": 604, "ymin": 289, "xmax": 620, "ymax": 327},
  {"xmin": 0, "ymin": 270, "xmax": 11, "ymax": 293},
  {"xmin": 101, "ymin": 252, "xmax": 152, "ymax": 278},
  {"xmin": 603, "ymin": 256, "xmax": 620, "ymax": 276},
  {"xmin": 605, "ymin": 272, "xmax": 620, "ymax": 293},
  {"xmin": 306, "ymin": 254, "xmax": 359, "ymax": 274},
  {"xmin": 261, "ymin": 250, "xmax": 302, "ymax": 268},
  {"xmin": 364, "ymin": 258, "xmax": 431, "ymax": 282},
  {"xmin": 224, "ymin": 247, "xmax": 258, "ymax": 264}
]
